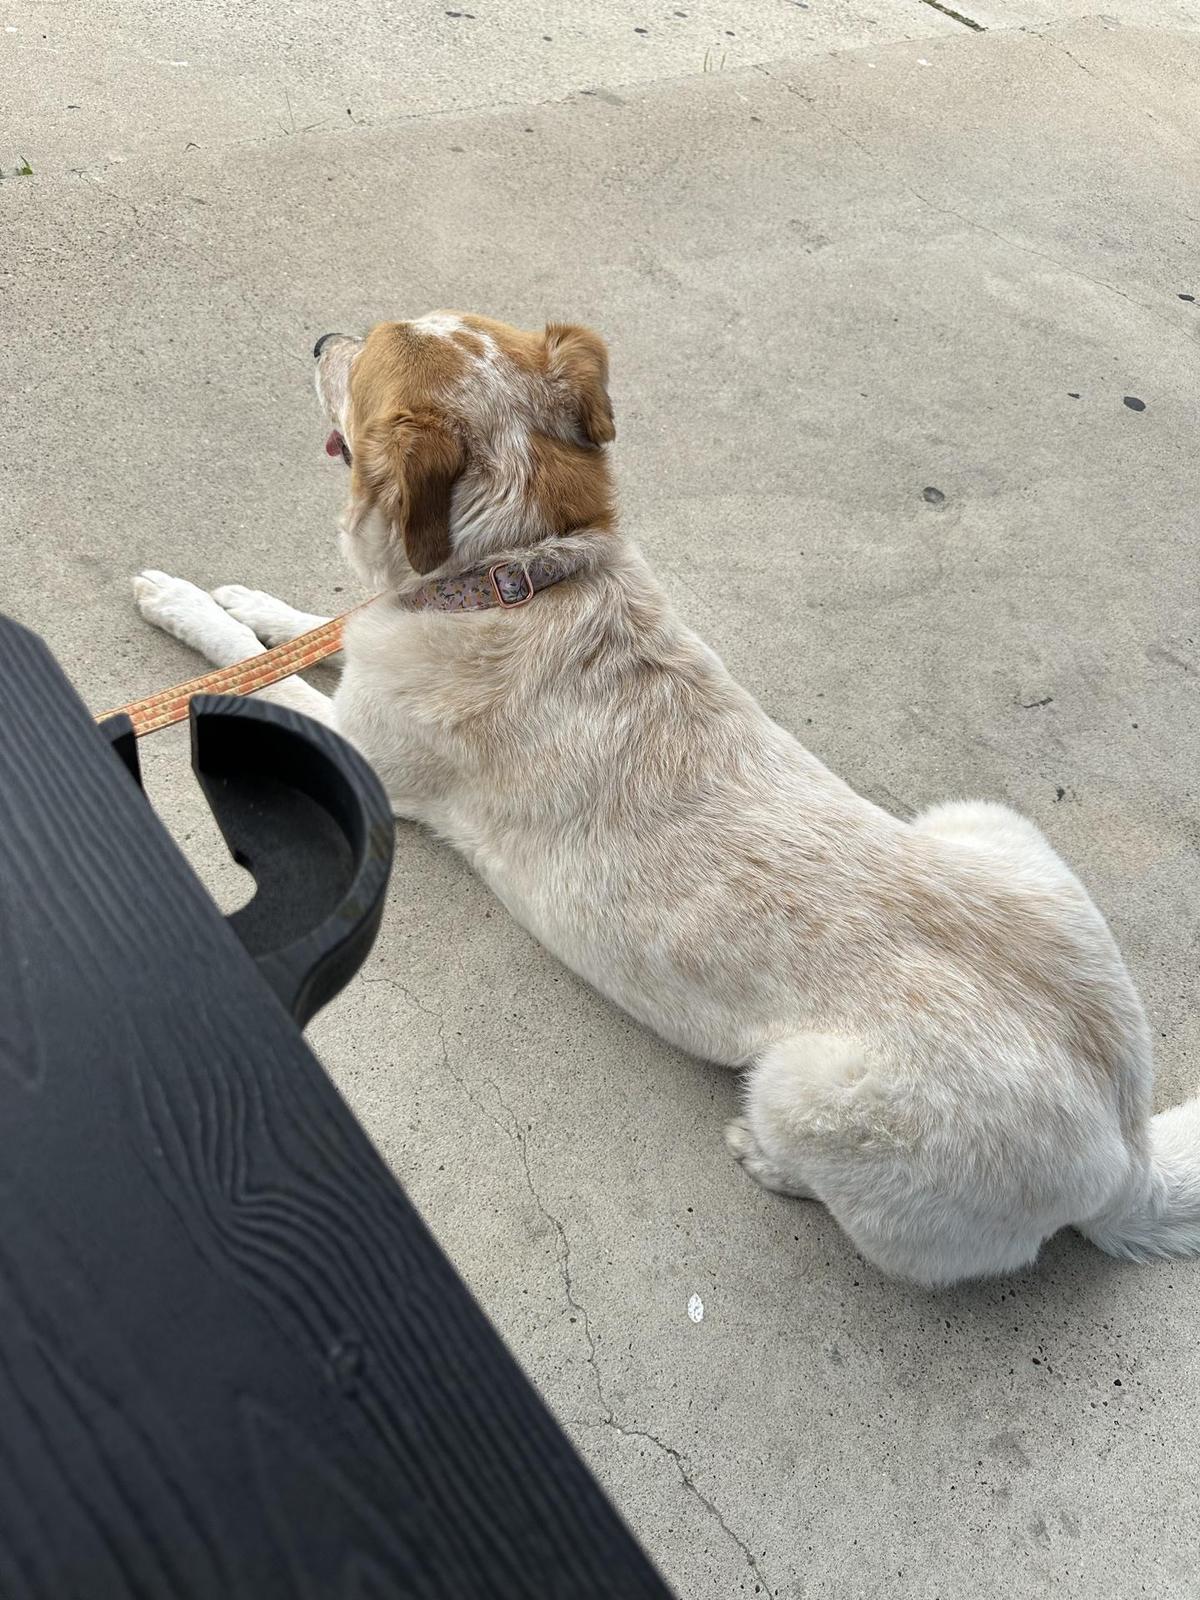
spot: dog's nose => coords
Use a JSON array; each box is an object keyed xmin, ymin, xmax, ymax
[{"xmin": 313, "ymin": 332, "xmax": 343, "ymax": 359}]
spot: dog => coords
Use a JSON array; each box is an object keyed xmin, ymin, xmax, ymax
[{"xmin": 134, "ymin": 310, "xmax": 1200, "ymax": 1287}]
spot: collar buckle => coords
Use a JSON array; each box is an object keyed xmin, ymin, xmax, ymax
[{"xmin": 489, "ymin": 562, "xmax": 535, "ymax": 608}]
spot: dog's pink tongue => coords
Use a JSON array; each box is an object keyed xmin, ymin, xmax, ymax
[{"xmin": 324, "ymin": 431, "xmax": 343, "ymax": 457}]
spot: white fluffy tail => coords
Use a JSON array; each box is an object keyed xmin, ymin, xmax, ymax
[{"xmin": 1082, "ymin": 1096, "xmax": 1200, "ymax": 1261}]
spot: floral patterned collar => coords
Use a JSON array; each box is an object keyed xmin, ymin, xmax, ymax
[{"xmin": 399, "ymin": 553, "xmax": 587, "ymax": 613}]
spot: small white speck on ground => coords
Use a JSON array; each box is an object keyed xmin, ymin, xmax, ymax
[{"xmin": 687, "ymin": 1293, "xmax": 704, "ymax": 1323}]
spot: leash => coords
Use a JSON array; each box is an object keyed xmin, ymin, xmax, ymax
[
  {"xmin": 95, "ymin": 607, "xmax": 364, "ymax": 738},
  {"xmin": 97, "ymin": 552, "xmax": 584, "ymax": 738}
]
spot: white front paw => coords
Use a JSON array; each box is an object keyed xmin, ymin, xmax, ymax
[
  {"xmin": 212, "ymin": 583, "xmax": 286, "ymax": 641},
  {"xmin": 133, "ymin": 569, "xmax": 261, "ymax": 665},
  {"xmin": 212, "ymin": 584, "xmax": 327, "ymax": 648},
  {"xmin": 212, "ymin": 582, "xmax": 265, "ymax": 617},
  {"xmin": 133, "ymin": 569, "xmax": 209, "ymax": 630}
]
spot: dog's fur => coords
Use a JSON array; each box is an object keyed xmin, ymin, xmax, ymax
[{"xmin": 135, "ymin": 310, "xmax": 1200, "ymax": 1287}]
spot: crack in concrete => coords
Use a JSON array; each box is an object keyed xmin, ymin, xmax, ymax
[
  {"xmin": 480, "ymin": 1074, "xmax": 610, "ymax": 1419},
  {"xmin": 362, "ymin": 972, "xmax": 487, "ymax": 1122},
  {"xmin": 465, "ymin": 1072, "xmax": 777, "ymax": 1595},
  {"xmin": 363, "ymin": 972, "xmax": 607, "ymax": 1414},
  {"xmin": 368, "ymin": 971, "xmax": 776, "ymax": 1593},
  {"xmin": 755, "ymin": 64, "xmax": 1200, "ymax": 357},
  {"xmin": 573, "ymin": 1416, "xmax": 781, "ymax": 1596},
  {"xmin": 917, "ymin": 0, "xmax": 984, "ymax": 31},
  {"xmin": 1054, "ymin": 42, "xmax": 1098, "ymax": 81}
]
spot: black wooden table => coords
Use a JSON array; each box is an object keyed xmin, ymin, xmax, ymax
[{"xmin": 0, "ymin": 615, "xmax": 672, "ymax": 1600}]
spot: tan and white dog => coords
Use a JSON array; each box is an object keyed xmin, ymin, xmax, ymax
[{"xmin": 134, "ymin": 310, "xmax": 1200, "ymax": 1288}]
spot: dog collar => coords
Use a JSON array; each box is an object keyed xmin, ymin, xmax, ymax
[{"xmin": 400, "ymin": 553, "xmax": 585, "ymax": 613}]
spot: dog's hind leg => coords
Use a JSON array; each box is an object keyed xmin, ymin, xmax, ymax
[
  {"xmin": 725, "ymin": 1118, "xmax": 818, "ymax": 1199},
  {"xmin": 212, "ymin": 585, "xmax": 338, "ymax": 657},
  {"xmin": 726, "ymin": 1033, "xmax": 873, "ymax": 1209},
  {"xmin": 734, "ymin": 1030, "xmax": 1051, "ymax": 1286}
]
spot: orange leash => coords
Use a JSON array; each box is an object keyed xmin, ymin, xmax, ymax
[{"xmin": 96, "ymin": 606, "xmax": 369, "ymax": 738}]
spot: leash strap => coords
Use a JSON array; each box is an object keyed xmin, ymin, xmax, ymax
[
  {"xmin": 95, "ymin": 610, "xmax": 356, "ymax": 738},
  {"xmin": 98, "ymin": 549, "xmax": 584, "ymax": 738}
]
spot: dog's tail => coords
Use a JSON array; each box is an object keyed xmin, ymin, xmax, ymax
[{"xmin": 1080, "ymin": 1094, "xmax": 1200, "ymax": 1261}]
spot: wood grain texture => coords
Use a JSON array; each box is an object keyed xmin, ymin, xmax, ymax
[{"xmin": 0, "ymin": 618, "xmax": 673, "ymax": 1600}]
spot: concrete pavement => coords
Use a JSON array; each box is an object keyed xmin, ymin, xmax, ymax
[{"xmin": 3, "ymin": 6, "xmax": 1199, "ymax": 1597}]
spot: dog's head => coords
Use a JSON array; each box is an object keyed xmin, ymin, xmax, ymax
[{"xmin": 313, "ymin": 312, "xmax": 615, "ymax": 589}]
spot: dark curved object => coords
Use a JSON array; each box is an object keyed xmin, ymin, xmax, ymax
[
  {"xmin": 0, "ymin": 615, "xmax": 675, "ymax": 1600},
  {"xmin": 188, "ymin": 694, "xmax": 394, "ymax": 1028}
]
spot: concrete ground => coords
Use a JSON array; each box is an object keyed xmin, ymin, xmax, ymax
[{"xmin": 4, "ymin": 3, "xmax": 1200, "ymax": 1595}]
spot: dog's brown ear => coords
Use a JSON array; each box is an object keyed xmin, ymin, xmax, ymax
[
  {"xmin": 544, "ymin": 322, "xmax": 615, "ymax": 447},
  {"xmin": 351, "ymin": 410, "xmax": 462, "ymax": 574}
]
